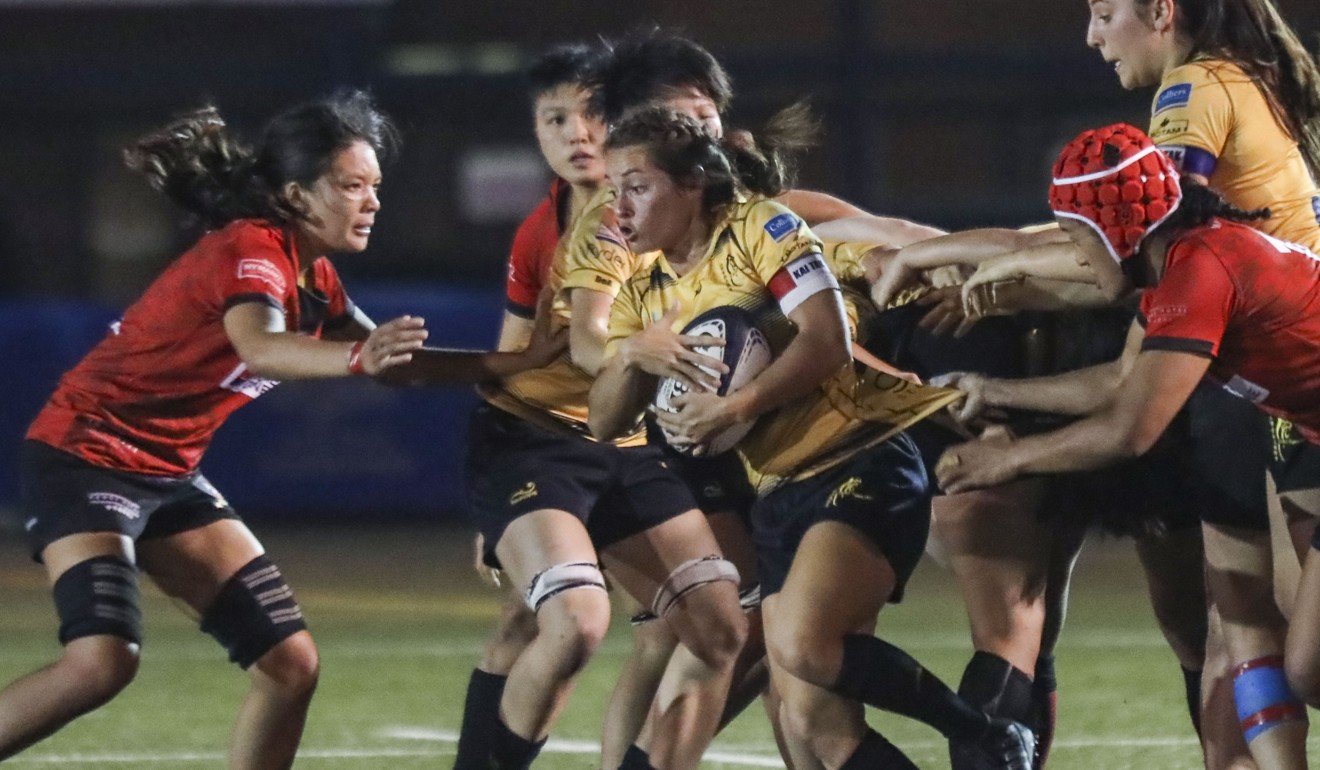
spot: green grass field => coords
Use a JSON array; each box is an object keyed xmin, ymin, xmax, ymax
[{"xmin": 0, "ymin": 523, "xmax": 1292, "ymax": 768}]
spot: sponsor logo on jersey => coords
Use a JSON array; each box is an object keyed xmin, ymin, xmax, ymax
[
  {"xmin": 1150, "ymin": 117, "xmax": 1188, "ymax": 142},
  {"xmin": 237, "ymin": 259, "xmax": 287, "ymax": 295},
  {"xmin": 1145, "ymin": 304, "xmax": 1188, "ymax": 322},
  {"xmin": 510, "ymin": 482, "xmax": 538, "ymax": 505},
  {"xmin": 219, "ymin": 363, "xmax": 280, "ymax": 399},
  {"xmin": 763, "ymin": 212, "xmax": 799, "ymax": 242},
  {"xmin": 594, "ymin": 276, "xmax": 613, "ymax": 286},
  {"xmin": 88, "ymin": 492, "xmax": 141, "ymax": 519},
  {"xmin": 1154, "ymin": 82, "xmax": 1191, "ymax": 114},
  {"xmin": 701, "ymin": 483, "xmax": 725, "ymax": 499},
  {"xmin": 826, "ymin": 476, "xmax": 873, "ymax": 508}
]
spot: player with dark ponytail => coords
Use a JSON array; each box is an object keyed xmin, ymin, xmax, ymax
[
  {"xmin": 592, "ymin": 108, "xmax": 1035, "ymax": 770},
  {"xmin": 0, "ymin": 91, "xmax": 563, "ymax": 765}
]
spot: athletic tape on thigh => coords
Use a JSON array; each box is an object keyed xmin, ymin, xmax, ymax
[
  {"xmin": 650, "ymin": 555, "xmax": 740, "ymax": 618},
  {"xmin": 200, "ymin": 554, "xmax": 306, "ymax": 669},
  {"xmin": 53, "ymin": 555, "xmax": 143, "ymax": 645},
  {"xmin": 631, "ymin": 580, "xmax": 760, "ymax": 626},
  {"xmin": 1234, "ymin": 656, "xmax": 1307, "ymax": 742},
  {"xmin": 524, "ymin": 561, "xmax": 607, "ymax": 612}
]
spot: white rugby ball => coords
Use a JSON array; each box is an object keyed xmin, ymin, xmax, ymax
[{"xmin": 654, "ymin": 306, "xmax": 772, "ymax": 456}]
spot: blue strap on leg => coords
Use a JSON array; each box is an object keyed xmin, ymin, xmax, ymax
[{"xmin": 1234, "ymin": 656, "xmax": 1307, "ymax": 743}]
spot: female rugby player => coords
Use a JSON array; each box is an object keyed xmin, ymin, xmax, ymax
[
  {"xmin": 939, "ymin": 125, "xmax": 1320, "ymax": 768},
  {"xmin": 590, "ymin": 108, "xmax": 1036, "ymax": 770},
  {"xmin": 0, "ymin": 91, "xmax": 565, "ymax": 767}
]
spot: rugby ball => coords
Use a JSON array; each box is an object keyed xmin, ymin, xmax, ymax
[{"xmin": 654, "ymin": 306, "xmax": 772, "ymax": 457}]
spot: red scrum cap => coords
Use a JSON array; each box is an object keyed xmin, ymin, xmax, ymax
[{"xmin": 1049, "ymin": 123, "xmax": 1181, "ymax": 262}]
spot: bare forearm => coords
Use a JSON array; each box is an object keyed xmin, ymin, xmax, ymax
[
  {"xmin": 1004, "ymin": 412, "xmax": 1139, "ymax": 475},
  {"xmin": 990, "ymin": 279, "xmax": 1123, "ymax": 312},
  {"xmin": 378, "ymin": 347, "xmax": 540, "ymax": 386},
  {"xmin": 896, "ymin": 228, "xmax": 1031, "ymax": 270},
  {"xmin": 239, "ymin": 335, "xmax": 358, "ymax": 380},
  {"xmin": 728, "ymin": 323, "xmax": 850, "ymax": 421},
  {"xmin": 588, "ymin": 355, "xmax": 655, "ymax": 440},
  {"xmin": 984, "ymin": 360, "xmax": 1123, "ymax": 416},
  {"xmin": 811, "ymin": 215, "xmax": 946, "ymax": 248}
]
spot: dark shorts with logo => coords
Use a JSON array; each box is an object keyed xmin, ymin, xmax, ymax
[
  {"xmin": 466, "ymin": 404, "xmax": 698, "ymax": 568},
  {"xmin": 752, "ymin": 433, "xmax": 930, "ymax": 600},
  {"xmin": 1269, "ymin": 417, "xmax": 1320, "ymax": 495},
  {"xmin": 647, "ymin": 421, "xmax": 755, "ymax": 522},
  {"xmin": 19, "ymin": 440, "xmax": 239, "ymax": 562}
]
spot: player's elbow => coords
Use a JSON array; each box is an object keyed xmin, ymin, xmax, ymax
[{"xmin": 1109, "ymin": 419, "xmax": 1160, "ymax": 461}]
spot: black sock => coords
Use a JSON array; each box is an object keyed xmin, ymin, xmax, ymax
[
  {"xmin": 832, "ymin": 634, "xmax": 991, "ymax": 741},
  {"xmin": 482, "ymin": 716, "xmax": 546, "ymax": 770},
  {"xmin": 618, "ymin": 743, "xmax": 655, "ymax": 770},
  {"xmin": 1181, "ymin": 666, "xmax": 1203, "ymax": 738},
  {"xmin": 951, "ymin": 652, "xmax": 1035, "ymax": 769},
  {"xmin": 455, "ymin": 669, "xmax": 507, "ymax": 770},
  {"xmin": 1030, "ymin": 654, "xmax": 1058, "ymax": 769},
  {"xmin": 842, "ymin": 728, "xmax": 919, "ymax": 770},
  {"xmin": 958, "ymin": 651, "xmax": 1034, "ymax": 720}
]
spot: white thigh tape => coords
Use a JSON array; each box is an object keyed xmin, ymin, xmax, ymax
[
  {"xmin": 524, "ymin": 561, "xmax": 607, "ymax": 611},
  {"xmin": 651, "ymin": 555, "xmax": 740, "ymax": 618}
]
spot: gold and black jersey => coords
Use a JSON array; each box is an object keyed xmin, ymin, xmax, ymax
[
  {"xmin": 607, "ymin": 197, "xmax": 958, "ymax": 490},
  {"xmin": 481, "ymin": 186, "xmax": 654, "ymax": 446},
  {"xmin": 1151, "ymin": 59, "xmax": 1320, "ymax": 252}
]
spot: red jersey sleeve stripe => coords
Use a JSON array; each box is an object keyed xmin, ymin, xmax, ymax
[
  {"xmin": 1141, "ymin": 336, "xmax": 1216, "ymax": 358},
  {"xmin": 222, "ymin": 293, "xmax": 284, "ymax": 313}
]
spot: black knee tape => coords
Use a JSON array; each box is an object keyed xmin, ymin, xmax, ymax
[
  {"xmin": 53, "ymin": 555, "xmax": 143, "ymax": 645},
  {"xmin": 200, "ymin": 555, "xmax": 306, "ymax": 669}
]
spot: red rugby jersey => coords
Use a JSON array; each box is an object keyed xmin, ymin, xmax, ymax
[
  {"xmin": 504, "ymin": 177, "xmax": 569, "ymax": 317},
  {"xmin": 27, "ymin": 219, "xmax": 354, "ymax": 476},
  {"xmin": 1139, "ymin": 218, "xmax": 1320, "ymax": 442}
]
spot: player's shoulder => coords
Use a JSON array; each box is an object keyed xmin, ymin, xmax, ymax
[
  {"xmin": 189, "ymin": 219, "xmax": 289, "ymax": 270},
  {"xmin": 1153, "ymin": 59, "xmax": 1244, "ymax": 114},
  {"xmin": 514, "ymin": 192, "xmax": 558, "ymax": 239}
]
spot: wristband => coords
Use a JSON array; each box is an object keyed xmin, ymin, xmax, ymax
[{"xmin": 347, "ymin": 341, "xmax": 367, "ymax": 375}]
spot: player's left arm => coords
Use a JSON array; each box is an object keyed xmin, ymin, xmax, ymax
[
  {"xmin": 371, "ymin": 290, "xmax": 566, "ymax": 385},
  {"xmin": 935, "ymin": 349, "xmax": 1209, "ymax": 493},
  {"xmin": 774, "ymin": 189, "xmax": 869, "ymax": 225},
  {"xmin": 810, "ymin": 214, "xmax": 948, "ymax": 248}
]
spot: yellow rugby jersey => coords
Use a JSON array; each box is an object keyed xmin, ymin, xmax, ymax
[
  {"xmin": 606, "ymin": 198, "xmax": 958, "ymax": 489},
  {"xmin": 481, "ymin": 186, "xmax": 652, "ymax": 445},
  {"xmin": 1150, "ymin": 59, "xmax": 1320, "ymax": 251}
]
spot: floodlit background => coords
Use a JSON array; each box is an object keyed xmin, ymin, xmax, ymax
[{"xmin": 0, "ymin": 2, "xmax": 1316, "ymax": 767}]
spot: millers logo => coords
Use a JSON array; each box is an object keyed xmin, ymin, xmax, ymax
[
  {"xmin": 826, "ymin": 477, "xmax": 873, "ymax": 508},
  {"xmin": 88, "ymin": 492, "xmax": 141, "ymax": 520},
  {"xmin": 510, "ymin": 482, "xmax": 538, "ymax": 505}
]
